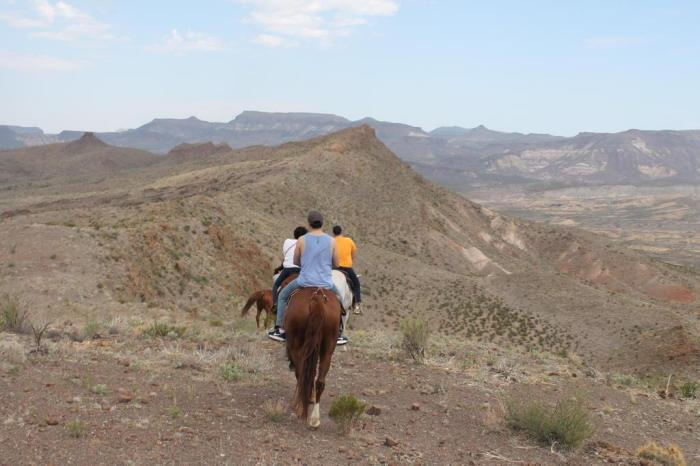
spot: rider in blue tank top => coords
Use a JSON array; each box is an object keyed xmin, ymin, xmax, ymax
[
  {"xmin": 296, "ymin": 233, "xmax": 334, "ymax": 288},
  {"xmin": 268, "ymin": 210, "xmax": 346, "ymax": 345}
]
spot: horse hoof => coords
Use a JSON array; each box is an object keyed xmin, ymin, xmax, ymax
[{"xmin": 309, "ymin": 420, "xmax": 320, "ymax": 429}]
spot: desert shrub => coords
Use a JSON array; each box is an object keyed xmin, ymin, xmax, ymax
[
  {"xmin": 679, "ymin": 382, "xmax": 698, "ymax": 399},
  {"xmin": 66, "ymin": 419, "xmax": 86, "ymax": 438},
  {"xmin": 1, "ymin": 295, "xmax": 27, "ymax": 333},
  {"xmin": 90, "ymin": 384, "xmax": 108, "ymax": 395},
  {"xmin": 329, "ymin": 395, "xmax": 366, "ymax": 434},
  {"xmin": 29, "ymin": 320, "xmax": 51, "ymax": 350},
  {"xmin": 82, "ymin": 321, "xmax": 101, "ymax": 339},
  {"xmin": 208, "ymin": 318, "xmax": 223, "ymax": 327},
  {"xmin": 220, "ymin": 363, "xmax": 245, "ymax": 382},
  {"xmin": 262, "ymin": 400, "xmax": 286, "ymax": 422},
  {"xmin": 0, "ymin": 340, "xmax": 26, "ymax": 365},
  {"xmin": 169, "ymin": 405, "xmax": 182, "ymax": 419},
  {"xmin": 400, "ymin": 317, "xmax": 430, "ymax": 363},
  {"xmin": 505, "ymin": 398, "xmax": 594, "ymax": 449},
  {"xmin": 637, "ymin": 441, "xmax": 686, "ymax": 466},
  {"xmin": 143, "ymin": 321, "xmax": 187, "ymax": 339}
]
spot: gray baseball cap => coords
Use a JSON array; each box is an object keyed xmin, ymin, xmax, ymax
[{"xmin": 307, "ymin": 210, "xmax": 324, "ymax": 226}]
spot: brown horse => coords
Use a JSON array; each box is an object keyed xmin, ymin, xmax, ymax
[
  {"xmin": 241, "ymin": 273, "xmax": 299, "ymax": 328},
  {"xmin": 240, "ymin": 290, "xmax": 273, "ymax": 328},
  {"xmin": 285, "ymin": 287, "xmax": 342, "ymax": 428}
]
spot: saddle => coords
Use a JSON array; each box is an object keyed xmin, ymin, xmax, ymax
[{"xmin": 288, "ymin": 287, "xmax": 346, "ymax": 316}]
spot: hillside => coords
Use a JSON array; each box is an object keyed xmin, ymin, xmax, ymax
[
  {"xmin": 0, "ymin": 133, "xmax": 158, "ymax": 185},
  {"xmin": 1, "ymin": 126, "xmax": 698, "ymax": 376}
]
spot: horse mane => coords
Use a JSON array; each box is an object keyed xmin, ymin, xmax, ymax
[
  {"xmin": 240, "ymin": 290, "xmax": 264, "ymax": 316},
  {"xmin": 293, "ymin": 290, "xmax": 326, "ymax": 418}
]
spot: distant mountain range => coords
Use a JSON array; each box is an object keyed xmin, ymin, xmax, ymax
[{"xmin": 2, "ymin": 111, "xmax": 699, "ymax": 187}]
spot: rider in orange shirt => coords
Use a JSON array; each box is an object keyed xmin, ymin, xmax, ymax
[{"xmin": 332, "ymin": 225, "xmax": 362, "ymax": 314}]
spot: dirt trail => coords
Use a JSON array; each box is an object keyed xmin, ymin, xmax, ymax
[{"xmin": 2, "ymin": 325, "xmax": 699, "ymax": 465}]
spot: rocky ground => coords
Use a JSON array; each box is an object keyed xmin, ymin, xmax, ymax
[{"xmin": 2, "ymin": 309, "xmax": 699, "ymax": 465}]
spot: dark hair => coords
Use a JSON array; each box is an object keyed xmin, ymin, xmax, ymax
[
  {"xmin": 309, "ymin": 220, "xmax": 323, "ymax": 229},
  {"xmin": 293, "ymin": 226, "xmax": 308, "ymax": 239},
  {"xmin": 332, "ymin": 225, "xmax": 342, "ymax": 236}
]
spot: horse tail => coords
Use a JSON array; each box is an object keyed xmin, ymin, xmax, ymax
[
  {"xmin": 295, "ymin": 291, "xmax": 325, "ymax": 418},
  {"xmin": 241, "ymin": 291, "xmax": 263, "ymax": 317}
]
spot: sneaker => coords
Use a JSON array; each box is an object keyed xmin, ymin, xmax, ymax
[
  {"xmin": 336, "ymin": 335, "xmax": 349, "ymax": 346},
  {"xmin": 353, "ymin": 303, "xmax": 362, "ymax": 315},
  {"xmin": 268, "ymin": 327, "xmax": 286, "ymax": 342}
]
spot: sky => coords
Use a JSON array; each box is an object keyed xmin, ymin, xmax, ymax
[{"xmin": 1, "ymin": 0, "xmax": 699, "ymax": 135}]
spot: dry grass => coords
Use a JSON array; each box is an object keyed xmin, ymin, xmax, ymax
[
  {"xmin": 1, "ymin": 295, "xmax": 27, "ymax": 333},
  {"xmin": 66, "ymin": 419, "xmax": 86, "ymax": 438},
  {"xmin": 505, "ymin": 397, "xmax": 594, "ymax": 450},
  {"xmin": 637, "ymin": 441, "xmax": 686, "ymax": 466},
  {"xmin": 262, "ymin": 400, "xmax": 286, "ymax": 423},
  {"xmin": 400, "ymin": 317, "xmax": 430, "ymax": 363},
  {"xmin": 0, "ymin": 339, "xmax": 26, "ymax": 366}
]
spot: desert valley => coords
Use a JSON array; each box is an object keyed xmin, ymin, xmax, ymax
[{"xmin": 1, "ymin": 118, "xmax": 699, "ymax": 464}]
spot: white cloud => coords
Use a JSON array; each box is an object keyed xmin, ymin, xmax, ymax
[
  {"xmin": 241, "ymin": 0, "xmax": 399, "ymax": 46},
  {"xmin": 0, "ymin": 50, "xmax": 79, "ymax": 71},
  {"xmin": 253, "ymin": 33, "xmax": 297, "ymax": 48},
  {"xmin": 0, "ymin": 0, "xmax": 115, "ymax": 41},
  {"xmin": 147, "ymin": 29, "xmax": 227, "ymax": 53}
]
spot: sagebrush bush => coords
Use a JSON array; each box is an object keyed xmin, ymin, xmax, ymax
[
  {"xmin": 1, "ymin": 295, "xmax": 27, "ymax": 333},
  {"xmin": 400, "ymin": 317, "xmax": 430, "ymax": 363},
  {"xmin": 329, "ymin": 395, "xmax": 366, "ymax": 434},
  {"xmin": 637, "ymin": 441, "xmax": 686, "ymax": 466},
  {"xmin": 506, "ymin": 397, "xmax": 594, "ymax": 449}
]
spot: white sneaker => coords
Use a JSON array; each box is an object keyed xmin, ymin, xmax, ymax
[{"xmin": 353, "ymin": 303, "xmax": 362, "ymax": 315}]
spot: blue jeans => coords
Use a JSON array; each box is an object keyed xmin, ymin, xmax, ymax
[
  {"xmin": 271, "ymin": 267, "xmax": 299, "ymax": 306},
  {"xmin": 276, "ymin": 279, "xmax": 339, "ymax": 329}
]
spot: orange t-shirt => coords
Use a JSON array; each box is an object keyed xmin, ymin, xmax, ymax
[{"xmin": 335, "ymin": 236, "xmax": 357, "ymax": 268}]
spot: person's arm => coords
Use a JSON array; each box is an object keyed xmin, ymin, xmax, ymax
[
  {"xmin": 293, "ymin": 237, "xmax": 304, "ymax": 267},
  {"xmin": 350, "ymin": 239, "xmax": 357, "ymax": 263},
  {"xmin": 332, "ymin": 239, "xmax": 340, "ymax": 268}
]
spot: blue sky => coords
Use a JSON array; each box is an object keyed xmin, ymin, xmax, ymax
[{"xmin": 1, "ymin": 0, "xmax": 699, "ymax": 135}]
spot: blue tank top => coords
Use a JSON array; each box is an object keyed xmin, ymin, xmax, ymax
[{"xmin": 296, "ymin": 233, "xmax": 334, "ymax": 288}]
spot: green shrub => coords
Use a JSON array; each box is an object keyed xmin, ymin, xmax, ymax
[
  {"xmin": 1, "ymin": 295, "xmax": 27, "ymax": 333},
  {"xmin": 329, "ymin": 395, "xmax": 366, "ymax": 434},
  {"xmin": 400, "ymin": 318, "xmax": 430, "ymax": 363},
  {"xmin": 67, "ymin": 419, "xmax": 86, "ymax": 438},
  {"xmin": 143, "ymin": 321, "xmax": 187, "ymax": 338},
  {"xmin": 90, "ymin": 384, "xmax": 108, "ymax": 396},
  {"xmin": 169, "ymin": 406, "xmax": 182, "ymax": 419},
  {"xmin": 506, "ymin": 398, "xmax": 594, "ymax": 449},
  {"xmin": 680, "ymin": 382, "xmax": 698, "ymax": 399},
  {"xmin": 82, "ymin": 321, "xmax": 101, "ymax": 339},
  {"xmin": 220, "ymin": 363, "xmax": 245, "ymax": 382}
]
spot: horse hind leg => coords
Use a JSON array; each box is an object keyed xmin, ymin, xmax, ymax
[{"xmin": 308, "ymin": 383, "xmax": 320, "ymax": 429}]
